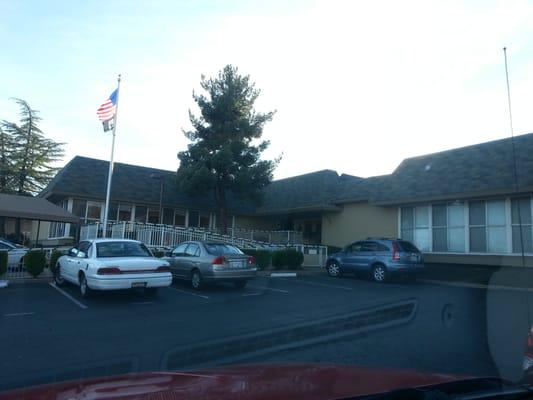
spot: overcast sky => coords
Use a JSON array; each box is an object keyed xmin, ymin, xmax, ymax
[{"xmin": 1, "ymin": 0, "xmax": 533, "ymax": 179}]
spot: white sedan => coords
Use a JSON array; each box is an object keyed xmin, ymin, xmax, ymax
[
  {"xmin": 0, "ymin": 239, "xmax": 29, "ymax": 269},
  {"xmin": 54, "ymin": 239, "xmax": 172, "ymax": 298}
]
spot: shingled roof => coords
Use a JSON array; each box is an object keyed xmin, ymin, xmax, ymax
[
  {"xmin": 369, "ymin": 132, "xmax": 533, "ymax": 205},
  {"xmin": 41, "ymin": 133, "xmax": 533, "ymax": 214},
  {"xmin": 40, "ymin": 156, "xmax": 256, "ymax": 214}
]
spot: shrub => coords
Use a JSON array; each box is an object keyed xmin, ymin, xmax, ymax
[
  {"xmin": 24, "ymin": 250, "xmax": 46, "ymax": 278},
  {"xmin": 152, "ymin": 250, "xmax": 165, "ymax": 258},
  {"xmin": 49, "ymin": 250, "xmax": 65, "ymax": 275},
  {"xmin": 0, "ymin": 251, "xmax": 7, "ymax": 277},
  {"xmin": 243, "ymin": 250, "xmax": 271, "ymax": 270},
  {"xmin": 286, "ymin": 249, "xmax": 304, "ymax": 270},
  {"xmin": 271, "ymin": 250, "xmax": 288, "ymax": 269}
]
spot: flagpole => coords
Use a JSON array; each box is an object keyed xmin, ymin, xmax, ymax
[{"xmin": 102, "ymin": 74, "xmax": 121, "ymax": 238}]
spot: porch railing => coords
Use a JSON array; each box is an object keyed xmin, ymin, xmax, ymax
[{"xmin": 80, "ymin": 222, "xmax": 327, "ymax": 267}]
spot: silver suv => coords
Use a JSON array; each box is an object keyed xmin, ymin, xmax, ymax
[{"xmin": 325, "ymin": 238, "xmax": 424, "ymax": 282}]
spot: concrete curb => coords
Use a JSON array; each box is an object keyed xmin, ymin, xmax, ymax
[{"xmin": 270, "ymin": 272, "xmax": 297, "ymax": 278}]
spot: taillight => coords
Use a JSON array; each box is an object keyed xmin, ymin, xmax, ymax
[
  {"xmin": 156, "ymin": 266, "xmax": 170, "ymax": 272},
  {"xmin": 248, "ymin": 256, "xmax": 256, "ymax": 265},
  {"xmin": 212, "ymin": 256, "xmax": 226, "ymax": 265},
  {"xmin": 97, "ymin": 267, "xmax": 121, "ymax": 275},
  {"xmin": 392, "ymin": 242, "xmax": 401, "ymax": 261}
]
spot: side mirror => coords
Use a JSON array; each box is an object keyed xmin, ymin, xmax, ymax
[{"xmin": 76, "ymin": 251, "xmax": 86, "ymax": 258}]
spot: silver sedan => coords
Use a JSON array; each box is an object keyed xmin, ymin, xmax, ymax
[{"xmin": 163, "ymin": 241, "xmax": 257, "ymax": 290}]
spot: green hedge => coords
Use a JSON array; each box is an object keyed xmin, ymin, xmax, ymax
[
  {"xmin": 24, "ymin": 250, "xmax": 46, "ymax": 278},
  {"xmin": 243, "ymin": 250, "xmax": 271, "ymax": 270},
  {"xmin": 271, "ymin": 249, "xmax": 305, "ymax": 270},
  {"xmin": 152, "ymin": 250, "xmax": 165, "ymax": 258},
  {"xmin": 286, "ymin": 248, "xmax": 304, "ymax": 270},
  {"xmin": 49, "ymin": 250, "xmax": 65, "ymax": 275},
  {"xmin": 0, "ymin": 251, "xmax": 7, "ymax": 277},
  {"xmin": 271, "ymin": 250, "xmax": 288, "ymax": 269}
]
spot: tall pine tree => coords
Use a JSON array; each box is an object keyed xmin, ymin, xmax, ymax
[
  {"xmin": 1, "ymin": 98, "xmax": 64, "ymax": 195},
  {"xmin": 177, "ymin": 65, "xmax": 279, "ymax": 232}
]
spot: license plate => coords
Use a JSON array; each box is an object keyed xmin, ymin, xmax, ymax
[
  {"xmin": 131, "ymin": 282, "xmax": 147, "ymax": 288},
  {"xmin": 230, "ymin": 261, "xmax": 244, "ymax": 268}
]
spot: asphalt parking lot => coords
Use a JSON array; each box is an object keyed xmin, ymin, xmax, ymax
[{"xmin": 1, "ymin": 269, "xmax": 531, "ymax": 392}]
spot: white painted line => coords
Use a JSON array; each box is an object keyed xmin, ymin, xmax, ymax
[
  {"xmin": 131, "ymin": 301, "xmax": 154, "ymax": 305},
  {"xmin": 241, "ymin": 292, "xmax": 261, "ymax": 297},
  {"xmin": 48, "ymin": 282, "xmax": 88, "ymax": 309},
  {"xmin": 248, "ymin": 285, "xmax": 290, "ymax": 294},
  {"xmin": 270, "ymin": 272, "xmax": 297, "ymax": 278},
  {"xmin": 171, "ymin": 287, "xmax": 210, "ymax": 299},
  {"xmin": 3, "ymin": 312, "xmax": 35, "ymax": 317},
  {"xmin": 280, "ymin": 278, "xmax": 354, "ymax": 291},
  {"xmin": 419, "ymin": 279, "xmax": 533, "ymax": 293}
]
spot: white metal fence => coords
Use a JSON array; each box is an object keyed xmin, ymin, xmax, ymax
[
  {"xmin": 3, "ymin": 247, "xmax": 59, "ymax": 279},
  {"xmin": 80, "ymin": 222, "xmax": 328, "ymax": 267}
]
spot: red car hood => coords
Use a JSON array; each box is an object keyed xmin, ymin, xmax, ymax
[{"xmin": 0, "ymin": 363, "xmax": 464, "ymax": 400}]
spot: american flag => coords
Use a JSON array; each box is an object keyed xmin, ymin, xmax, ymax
[{"xmin": 96, "ymin": 89, "xmax": 118, "ymax": 122}]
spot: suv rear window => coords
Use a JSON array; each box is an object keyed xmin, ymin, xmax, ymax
[{"xmin": 398, "ymin": 240, "xmax": 420, "ymax": 253}]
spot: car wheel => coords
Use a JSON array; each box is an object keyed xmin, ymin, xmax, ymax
[
  {"xmin": 233, "ymin": 280, "xmax": 247, "ymax": 290},
  {"xmin": 54, "ymin": 264, "xmax": 66, "ymax": 287},
  {"xmin": 144, "ymin": 287, "xmax": 158, "ymax": 297},
  {"xmin": 79, "ymin": 273, "xmax": 92, "ymax": 298},
  {"xmin": 326, "ymin": 261, "xmax": 341, "ymax": 277},
  {"xmin": 372, "ymin": 264, "xmax": 387, "ymax": 283},
  {"xmin": 191, "ymin": 269, "xmax": 203, "ymax": 290}
]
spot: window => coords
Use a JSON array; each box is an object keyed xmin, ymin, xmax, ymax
[
  {"xmin": 487, "ymin": 201, "xmax": 507, "ymax": 253},
  {"xmin": 172, "ymin": 243, "xmax": 189, "ymax": 256},
  {"xmin": 108, "ymin": 202, "xmax": 119, "ymax": 222},
  {"xmin": 447, "ymin": 203, "xmax": 465, "ymax": 252},
  {"xmin": 432, "ymin": 205, "xmax": 447, "ymax": 251},
  {"xmin": 469, "ymin": 200, "xmax": 508, "ymax": 253},
  {"xmin": 0, "ymin": 242, "xmax": 13, "ymax": 250},
  {"xmin": 86, "ymin": 202, "xmax": 102, "ymax": 221},
  {"xmin": 469, "ymin": 201, "xmax": 486, "ymax": 252},
  {"xmin": 72, "ymin": 199, "xmax": 87, "ymax": 218},
  {"xmin": 96, "ymin": 241, "xmax": 152, "ymax": 258},
  {"xmin": 205, "ymin": 243, "xmax": 243, "ymax": 255},
  {"xmin": 174, "ymin": 209, "xmax": 186, "ymax": 226},
  {"xmin": 118, "ymin": 204, "xmax": 132, "ymax": 222},
  {"xmin": 147, "ymin": 208, "xmax": 160, "ymax": 224},
  {"xmin": 346, "ymin": 242, "xmax": 363, "ymax": 252},
  {"xmin": 401, "ymin": 206, "xmax": 429, "ymax": 251},
  {"xmin": 162, "ymin": 208, "xmax": 174, "ymax": 225},
  {"xmin": 511, "ymin": 198, "xmax": 533, "ymax": 253},
  {"xmin": 185, "ymin": 243, "xmax": 200, "ymax": 257},
  {"xmin": 188, "ymin": 211, "xmax": 199, "ymax": 227},
  {"xmin": 134, "ymin": 206, "xmax": 147, "ymax": 223},
  {"xmin": 199, "ymin": 213, "xmax": 210, "ymax": 228},
  {"xmin": 361, "ymin": 242, "xmax": 378, "ymax": 252},
  {"xmin": 77, "ymin": 241, "xmax": 91, "ymax": 257}
]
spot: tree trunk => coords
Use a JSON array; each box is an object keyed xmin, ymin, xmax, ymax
[{"xmin": 215, "ymin": 183, "xmax": 229, "ymax": 234}]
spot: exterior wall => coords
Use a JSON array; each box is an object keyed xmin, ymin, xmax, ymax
[
  {"xmin": 424, "ymin": 253, "xmax": 533, "ymax": 267},
  {"xmin": 321, "ymin": 202, "xmax": 398, "ymax": 247}
]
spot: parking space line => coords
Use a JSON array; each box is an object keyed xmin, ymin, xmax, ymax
[
  {"xmin": 48, "ymin": 282, "xmax": 88, "ymax": 309},
  {"xmin": 171, "ymin": 287, "xmax": 210, "ymax": 299},
  {"xmin": 279, "ymin": 278, "xmax": 354, "ymax": 291},
  {"xmin": 3, "ymin": 312, "xmax": 35, "ymax": 317},
  {"xmin": 131, "ymin": 301, "xmax": 154, "ymax": 305},
  {"xmin": 241, "ymin": 292, "xmax": 261, "ymax": 297},
  {"xmin": 248, "ymin": 285, "xmax": 290, "ymax": 294}
]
